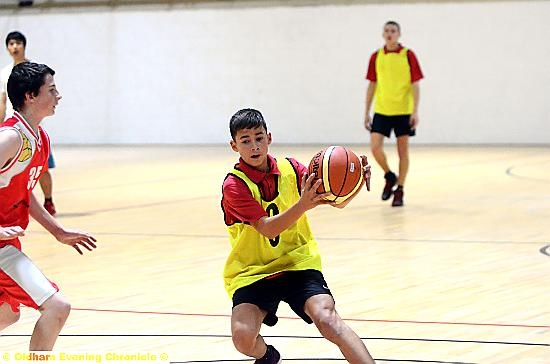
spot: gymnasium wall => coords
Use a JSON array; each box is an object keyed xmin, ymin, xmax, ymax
[{"xmin": 0, "ymin": 1, "xmax": 548, "ymax": 145}]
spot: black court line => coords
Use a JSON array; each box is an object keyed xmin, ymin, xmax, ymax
[
  {"xmin": 540, "ymin": 244, "xmax": 550, "ymax": 257},
  {"xmin": 1, "ymin": 334, "xmax": 547, "ymax": 347},
  {"xmin": 27, "ymin": 230, "xmax": 545, "ymax": 246}
]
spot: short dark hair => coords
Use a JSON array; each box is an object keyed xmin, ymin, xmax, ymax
[
  {"xmin": 384, "ymin": 20, "xmax": 401, "ymax": 32},
  {"xmin": 5, "ymin": 31, "xmax": 26, "ymax": 48},
  {"xmin": 7, "ymin": 62, "xmax": 55, "ymax": 112},
  {"xmin": 229, "ymin": 108, "xmax": 268, "ymax": 140}
]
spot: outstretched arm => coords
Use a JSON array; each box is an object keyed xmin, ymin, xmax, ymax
[
  {"xmin": 251, "ymin": 173, "xmax": 331, "ymax": 239},
  {"xmin": 29, "ymin": 193, "xmax": 97, "ymax": 254}
]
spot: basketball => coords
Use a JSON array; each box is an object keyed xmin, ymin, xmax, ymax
[{"xmin": 308, "ymin": 146, "xmax": 364, "ymax": 204}]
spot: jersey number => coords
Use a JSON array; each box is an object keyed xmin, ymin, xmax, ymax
[
  {"xmin": 266, "ymin": 203, "xmax": 280, "ymax": 247},
  {"xmin": 27, "ymin": 166, "xmax": 43, "ymax": 190}
]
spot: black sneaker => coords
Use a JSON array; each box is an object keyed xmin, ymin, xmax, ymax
[
  {"xmin": 254, "ymin": 345, "xmax": 282, "ymax": 364},
  {"xmin": 392, "ymin": 187, "xmax": 404, "ymax": 207},
  {"xmin": 382, "ymin": 171, "xmax": 397, "ymax": 200}
]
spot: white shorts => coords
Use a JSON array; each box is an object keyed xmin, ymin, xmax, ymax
[{"xmin": 0, "ymin": 244, "xmax": 58, "ymax": 312}]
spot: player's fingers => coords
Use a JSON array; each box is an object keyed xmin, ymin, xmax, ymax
[
  {"xmin": 8, "ymin": 226, "xmax": 25, "ymax": 235},
  {"xmin": 4, "ymin": 228, "xmax": 24, "ymax": 238},
  {"xmin": 77, "ymin": 234, "xmax": 97, "ymax": 248},
  {"xmin": 310, "ymin": 178, "xmax": 323, "ymax": 193},
  {"xmin": 301, "ymin": 173, "xmax": 308, "ymax": 191},
  {"xmin": 73, "ymin": 245, "xmax": 83, "ymax": 255},
  {"xmin": 328, "ymin": 201, "xmax": 345, "ymax": 208},
  {"xmin": 76, "ymin": 240, "xmax": 94, "ymax": 251},
  {"xmin": 364, "ymin": 166, "xmax": 372, "ymax": 180},
  {"xmin": 86, "ymin": 238, "xmax": 97, "ymax": 248},
  {"xmin": 315, "ymin": 192, "xmax": 332, "ymax": 201},
  {"xmin": 306, "ymin": 173, "xmax": 318, "ymax": 188}
]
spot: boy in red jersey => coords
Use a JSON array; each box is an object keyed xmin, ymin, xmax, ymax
[
  {"xmin": 1, "ymin": 31, "xmax": 59, "ymax": 216},
  {"xmin": 364, "ymin": 21, "xmax": 423, "ymax": 207},
  {"xmin": 0, "ymin": 62, "xmax": 96, "ymax": 350},
  {"xmin": 222, "ymin": 108, "xmax": 376, "ymax": 363}
]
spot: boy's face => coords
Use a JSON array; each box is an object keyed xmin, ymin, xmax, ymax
[
  {"xmin": 6, "ymin": 39, "xmax": 25, "ymax": 59},
  {"xmin": 26, "ymin": 73, "xmax": 62, "ymax": 118},
  {"xmin": 230, "ymin": 126, "xmax": 272, "ymax": 172},
  {"xmin": 383, "ymin": 24, "xmax": 400, "ymax": 45}
]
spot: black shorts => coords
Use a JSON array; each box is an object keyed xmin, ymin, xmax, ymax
[
  {"xmin": 371, "ymin": 113, "xmax": 416, "ymax": 138},
  {"xmin": 232, "ymin": 269, "xmax": 333, "ymax": 326}
]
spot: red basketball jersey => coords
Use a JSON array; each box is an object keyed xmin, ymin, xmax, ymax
[{"xmin": 0, "ymin": 112, "xmax": 50, "ymax": 249}]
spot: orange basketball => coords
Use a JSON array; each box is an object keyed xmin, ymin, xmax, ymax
[{"xmin": 308, "ymin": 146, "xmax": 364, "ymax": 204}]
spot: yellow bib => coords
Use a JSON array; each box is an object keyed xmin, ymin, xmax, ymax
[
  {"xmin": 374, "ymin": 47, "xmax": 414, "ymax": 115},
  {"xmin": 223, "ymin": 158, "xmax": 322, "ymax": 298}
]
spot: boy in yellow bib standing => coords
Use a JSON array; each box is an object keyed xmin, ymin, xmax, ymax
[
  {"xmin": 364, "ymin": 21, "xmax": 424, "ymax": 207},
  {"xmin": 221, "ymin": 109, "xmax": 376, "ymax": 363}
]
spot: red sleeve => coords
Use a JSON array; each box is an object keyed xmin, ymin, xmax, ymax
[
  {"xmin": 407, "ymin": 50, "xmax": 424, "ymax": 83},
  {"xmin": 287, "ymin": 157, "xmax": 308, "ymax": 189},
  {"xmin": 365, "ymin": 51, "xmax": 378, "ymax": 81},
  {"xmin": 222, "ymin": 175, "xmax": 267, "ymax": 225}
]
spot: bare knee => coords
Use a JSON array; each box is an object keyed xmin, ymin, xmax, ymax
[
  {"xmin": 397, "ymin": 147, "xmax": 409, "ymax": 160},
  {"xmin": 396, "ymin": 138, "xmax": 409, "ymax": 159},
  {"xmin": 370, "ymin": 140, "xmax": 383, "ymax": 154},
  {"xmin": 9, "ymin": 311, "xmax": 20, "ymax": 325},
  {"xmin": 312, "ymin": 308, "xmax": 344, "ymax": 342},
  {"xmin": 52, "ymin": 300, "xmax": 71, "ymax": 323},
  {"xmin": 232, "ymin": 325, "xmax": 258, "ymax": 356},
  {"xmin": 41, "ymin": 295, "xmax": 71, "ymax": 324}
]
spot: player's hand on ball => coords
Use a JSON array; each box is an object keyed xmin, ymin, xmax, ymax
[
  {"xmin": 300, "ymin": 173, "xmax": 331, "ymax": 210},
  {"xmin": 56, "ymin": 229, "xmax": 97, "ymax": 255},
  {"xmin": 0, "ymin": 226, "xmax": 25, "ymax": 240},
  {"xmin": 361, "ymin": 155, "xmax": 371, "ymax": 191}
]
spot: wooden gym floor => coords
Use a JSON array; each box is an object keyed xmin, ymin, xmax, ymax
[{"xmin": 0, "ymin": 145, "xmax": 548, "ymax": 363}]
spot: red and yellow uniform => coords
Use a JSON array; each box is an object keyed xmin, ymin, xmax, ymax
[
  {"xmin": 0, "ymin": 112, "xmax": 50, "ymax": 249},
  {"xmin": 0, "ymin": 112, "xmax": 57, "ymax": 312},
  {"xmin": 221, "ymin": 155, "xmax": 322, "ymax": 298},
  {"xmin": 366, "ymin": 44, "xmax": 424, "ymax": 116}
]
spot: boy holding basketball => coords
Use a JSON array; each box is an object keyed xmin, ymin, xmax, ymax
[
  {"xmin": 221, "ymin": 108, "xmax": 375, "ymax": 364},
  {"xmin": 0, "ymin": 62, "xmax": 96, "ymax": 350}
]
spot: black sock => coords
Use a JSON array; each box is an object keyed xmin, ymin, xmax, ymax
[
  {"xmin": 396, "ymin": 185, "xmax": 403, "ymax": 190},
  {"xmin": 384, "ymin": 171, "xmax": 395, "ymax": 179},
  {"xmin": 45, "ymin": 197, "xmax": 53, "ymax": 203}
]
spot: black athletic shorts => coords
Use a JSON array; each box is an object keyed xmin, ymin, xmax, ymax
[
  {"xmin": 371, "ymin": 113, "xmax": 416, "ymax": 138},
  {"xmin": 232, "ymin": 269, "xmax": 333, "ymax": 326}
]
